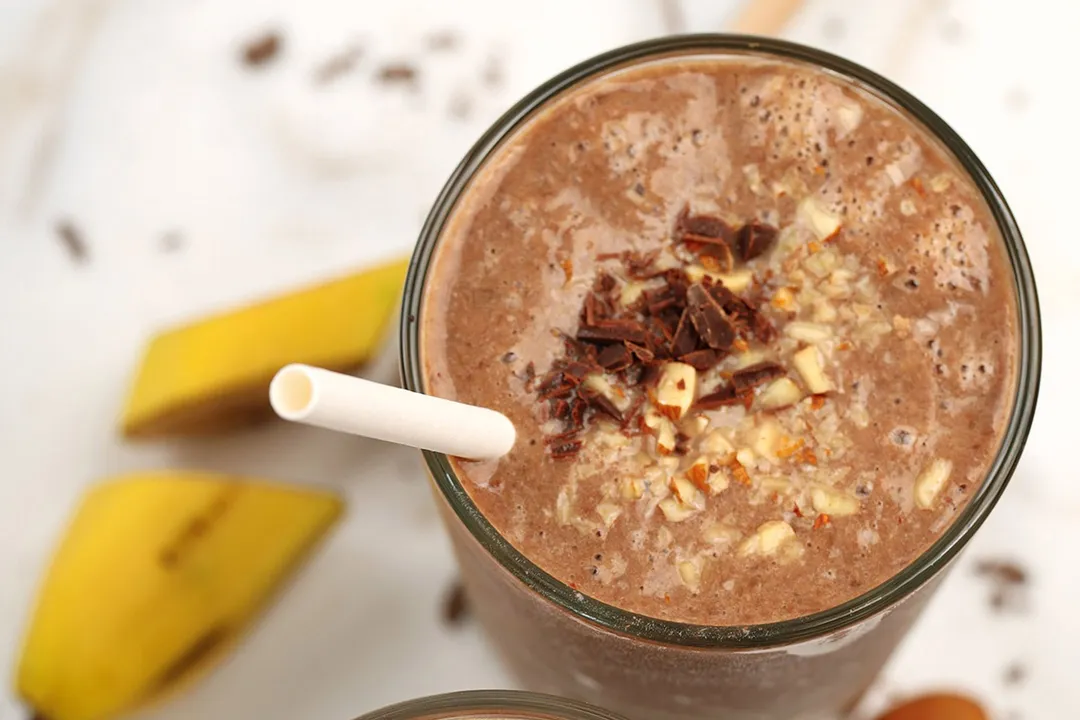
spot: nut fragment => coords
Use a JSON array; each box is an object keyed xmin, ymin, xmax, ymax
[
  {"xmin": 915, "ymin": 458, "xmax": 953, "ymax": 509},
  {"xmin": 656, "ymin": 362, "xmax": 697, "ymax": 419},
  {"xmin": 644, "ymin": 409, "xmax": 677, "ymax": 455},
  {"xmin": 555, "ymin": 486, "xmax": 573, "ymax": 525},
  {"xmin": 685, "ymin": 266, "xmax": 753, "ymax": 292},
  {"xmin": 749, "ymin": 419, "xmax": 781, "ymax": 461},
  {"xmin": 835, "ymin": 103, "xmax": 863, "ymax": 137},
  {"xmin": 596, "ymin": 501, "xmax": 623, "ymax": 528},
  {"xmin": 785, "ymin": 321, "xmax": 832, "ymax": 343},
  {"xmin": 793, "ymin": 345, "xmax": 832, "ymax": 394},
  {"xmin": 757, "ymin": 377, "xmax": 803, "ymax": 410},
  {"xmin": 810, "ymin": 486, "xmax": 860, "ymax": 517},
  {"xmin": 812, "ymin": 299, "xmax": 837, "ymax": 323},
  {"xmin": 658, "ymin": 496, "xmax": 700, "ymax": 522},
  {"xmin": 620, "ymin": 476, "xmax": 645, "ymax": 500},
  {"xmin": 797, "ymin": 196, "xmax": 841, "ymax": 241},
  {"xmin": 771, "ymin": 286, "xmax": 796, "ymax": 310},
  {"xmin": 583, "ymin": 373, "xmax": 627, "ymax": 410},
  {"xmin": 707, "ymin": 468, "xmax": 730, "ymax": 494},
  {"xmin": 619, "ymin": 281, "xmax": 646, "ymax": 306},
  {"xmin": 671, "ymin": 476, "xmax": 706, "ymax": 510},
  {"xmin": 738, "ymin": 520, "xmax": 796, "ymax": 557},
  {"xmin": 702, "ymin": 522, "xmax": 741, "ymax": 546},
  {"xmin": 700, "ymin": 429, "xmax": 734, "ymax": 454},
  {"xmin": 677, "ymin": 558, "xmax": 703, "ymax": 592},
  {"xmin": 735, "ymin": 447, "xmax": 756, "ymax": 467}
]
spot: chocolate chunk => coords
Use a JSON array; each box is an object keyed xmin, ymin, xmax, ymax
[
  {"xmin": 625, "ymin": 250, "xmax": 661, "ymax": 278},
  {"xmin": 677, "ymin": 207, "xmax": 736, "ymax": 244},
  {"xmin": 538, "ymin": 382, "xmax": 574, "ymax": 400},
  {"xmin": 377, "ymin": 62, "xmax": 419, "ymax": 86},
  {"xmin": 669, "ymin": 308, "xmax": 698, "ymax": 357},
  {"xmin": 552, "ymin": 399, "xmax": 571, "ymax": 420},
  {"xmin": 698, "ymin": 242, "xmax": 735, "ymax": 273},
  {"xmin": 314, "ymin": 44, "xmax": 363, "ymax": 85},
  {"xmin": 685, "ymin": 283, "xmax": 736, "ymax": 351},
  {"xmin": 731, "ymin": 361, "xmax": 785, "ymax": 391},
  {"xmin": 663, "ymin": 268, "xmax": 689, "ymax": 303},
  {"xmin": 597, "ymin": 344, "xmax": 632, "ymax": 371},
  {"xmin": 695, "ymin": 384, "xmax": 745, "ymax": 409},
  {"xmin": 577, "ymin": 319, "xmax": 648, "ymax": 345},
  {"xmin": 596, "ymin": 273, "xmax": 618, "ymax": 293},
  {"xmin": 442, "ymin": 580, "xmax": 470, "ymax": 625},
  {"xmin": 569, "ymin": 397, "xmax": 587, "ymax": 428},
  {"xmin": 753, "ymin": 311, "xmax": 778, "ymax": 343},
  {"xmin": 679, "ymin": 349, "xmax": 719, "ymax": 371},
  {"xmin": 55, "ymin": 220, "xmax": 88, "ymax": 264},
  {"xmin": 550, "ymin": 440, "xmax": 583, "ymax": 459},
  {"xmin": 974, "ymin": 559, "xmax": 1028, "ymax": 586},
  {"xmin": 563, "ymin": 362, "xmax": 591, "ymax": 382},
  {"xmin": 737, "ymin": 222, "xmax": 778, "ymax": 261},
  {"xmin": 582, "ymin": 390, "xmax": 623, "ymax": 422},
  {"xmin": 625, "ymin": 342, "xmax": 655, "ymax": 364},
  {"xmin": 242, "ymin": 32, "xmax": 281, "ymax": 67}
]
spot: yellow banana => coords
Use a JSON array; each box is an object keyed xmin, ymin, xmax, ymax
[
  {"xmin": 122, "ymin": 257, "xmax": 409, "ymax": 438},
  {"xmin": 15, "ymin": 471, "xmax": 343, "ymax": 720}
]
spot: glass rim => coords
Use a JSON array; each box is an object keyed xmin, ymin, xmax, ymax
[
  {"xmin": 400, "ymin": 33, "xmax": 1042, "ymax": 648},
  {"xmin": 355, "ymin": 690, "xmax": 629, "ymax": 720}
]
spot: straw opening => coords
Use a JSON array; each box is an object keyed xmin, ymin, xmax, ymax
[{"xmin": 270, "ymin": 365, "xmax": 317, "ymax": 420}]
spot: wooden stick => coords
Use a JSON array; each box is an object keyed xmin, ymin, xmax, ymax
[{"xmin": 728, "ymin": 0, "xmax": 806, "ymax": 36}]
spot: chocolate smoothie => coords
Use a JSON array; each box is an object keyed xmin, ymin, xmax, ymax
[{"xmin": 421, "ymin": 54, "xmax": 1017, "ymax": 627}]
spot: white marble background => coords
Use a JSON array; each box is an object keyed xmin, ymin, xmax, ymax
[{"xmin": 0, "ymin": 1, "xmax": 1076, "ymax": 718}]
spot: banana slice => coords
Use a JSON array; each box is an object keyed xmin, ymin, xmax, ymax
[
  {"xmin": 16, "ymin": 471, "xmax": 343, "ymax": 720},
  {"xmin": 121, "ymin": 257, "xmax": 408, "ymax": 438}
]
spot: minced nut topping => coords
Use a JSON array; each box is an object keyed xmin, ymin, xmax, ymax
[{"xmin": 533, "ymin": 200, "xmax": 899, "ymax": 578}]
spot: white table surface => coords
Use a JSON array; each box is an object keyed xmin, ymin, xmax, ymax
[{"xmin": 1, "ymin": 1, "xmax": 1077, "ymax": 718}]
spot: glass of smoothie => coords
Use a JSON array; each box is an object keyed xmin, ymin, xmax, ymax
[
  {"xmin": 400, "ymin": 35, "xmax": 1041, "ymax": 719},
  {"xmin": 356, "ymin": 691, "xmax": 629, "ymax": 720}
]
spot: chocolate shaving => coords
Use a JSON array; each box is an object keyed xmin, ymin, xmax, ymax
[
  {"xmin": 582, "ymin": 390, "xmax": 623, "ymax": 422},
  {"xmin": 534, "ymin": 201, "xmax": 789, "ymax": 456},
  {"xmin": 626, "ymin": 250, "xmax": 661, "ymax": 278},
  {"xmin": 695, "ymin": 384, "xmax": 746, "ymax": 410},
  {"xmin": 752, "ymin": 309, "xmax": 778, "ymax": 343},
  {"xmin": 550, "ymin": 440, "xmax": 583, "ymax": 459},
  {"xmin": 577, "ymin": 319, "xmax": 648, "ymax": 345},
  {"xmin": 731, "ymin": 362, "xmax": 785, "ymax": 391},
  {"xmin": 737, "ymin": 222, "xmax": 778, "ymax": 261},
  {"xmin": 679, "ymin": 349, "xmax": 719, "ymax": 371},
  {"xmin": 676, "ymin": 206, "xmax": 736, "ymax": 244},
  {"xmin": 685, "ymin": 284, "xmax": 736, "ymax": 351},
  {"xmin": 538, "ymin": 382, "xmax": 574, "ymax": 400},
  {"xmin": 626, "ymin": 342, "xmax": 655, "ymax": 364},
  {"xmin": 552, "ymin": 399, "xmax": 571, "ymax": 420},
  {"xmin": 597, "ymin": 344, "xmax": 632, "ymax": 371},
  {"xmin": 569, "ymin": 397, "xmax": 587, "ymax": 428},
  {"xmin": 669, "ymin": 308, "xmax": 698, "ymax": 357}
]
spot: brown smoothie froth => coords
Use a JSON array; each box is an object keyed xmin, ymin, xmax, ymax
[{"xmin": 421, "ymin": 55, "xmax": 1017, "ymax": 626}]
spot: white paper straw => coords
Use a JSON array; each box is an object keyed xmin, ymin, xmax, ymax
[{"xmin": 269, "ymin": 364, "xmax": 516, "ymax": 459}]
